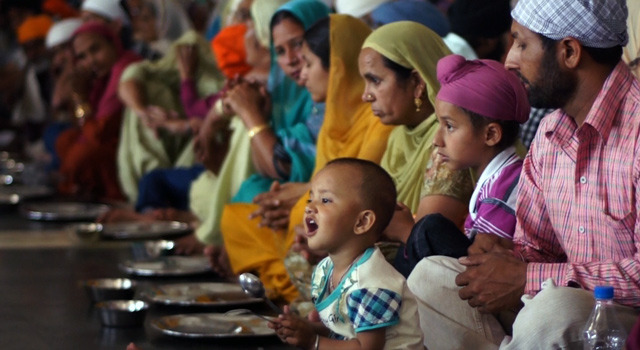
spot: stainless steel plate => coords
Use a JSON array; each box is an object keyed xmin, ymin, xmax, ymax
[
  {"xmin": 22, "ymin": 202, "xmax": 110, "ymax": 221},
  {"xmin": 98, "ymin": 221, "xmax": 191, "ymax": 240},
  {"xmin": 120, "ymin": 256, "xmax": 211, "ymax": 276},
  {"xmin": 0, "ymin": 185, "xmax": 53, "ymax": 204},
  {"xmin": 151, "ymin": 313, "xmax": 275, "ymax": 338},
  {"xmin": 144, "ymin": 282, "xmax": 262, "ymax": 307}
]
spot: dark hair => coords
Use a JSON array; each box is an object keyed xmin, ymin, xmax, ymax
[
  {"xmin": 304, "ymin": 17, "xmax": 330, "ymax": 69},
  {"xmin": 463, "ymin": 108, "xmax": 520, "ymax": 151},
  {"xmin": 538, "ymin": 33, "xmax": 622, "ymax": 67},
  {"xmin": 270, "ymin": 10, "xmax": 303, "ymax": 31},
  {"xmin": 381, "ymin": 55, "xmax": 412, "ymax": 83},
  {"xmin": 325, "ymin": 158, "xmax": 397, "ymax": 236}
]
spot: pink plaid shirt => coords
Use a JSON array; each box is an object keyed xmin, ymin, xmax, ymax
[{"xmin": 513, "ymin": 62, "xmax": 640, "ymax": 307}]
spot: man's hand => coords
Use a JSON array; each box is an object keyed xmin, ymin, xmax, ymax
[
  {"xmin": 467, "ymin": 233, "xmax": 514, "ymax": 256},
  {"xmin": 455, "ymin": 247, "xmax": 527, "ymax": 313}
]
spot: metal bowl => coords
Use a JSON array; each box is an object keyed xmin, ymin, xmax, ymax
[
  {"xmin": 131, "ymin": 239, "xmax": 175, "ymax": 260},
  {"xmin": 84, "ymin": 278, "xmax": 136, "ymax": 303},
  {"xmin": 73, "ymin": 223, "xmax": 103, "ymax": 241},
  {"xmin": 96, "ymin": 300, "xmax": 149, "ymax": 328}
]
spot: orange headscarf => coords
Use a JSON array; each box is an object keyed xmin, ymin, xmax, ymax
[
  {"xmin": 211, "ymin": 23, "xmax": 252, "ymax": 79},
  {"xmin": 43, "ymin": 0, "xmax": 80, "ymax": 19},
  {"xmin": 17, "ymin": 15, "xmax": 53, "ymax": 44}
]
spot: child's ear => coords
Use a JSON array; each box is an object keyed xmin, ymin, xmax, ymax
[
  {"xmin": 485, "ymin": 122, "xmax": 502, "ymax": 147},
  {"xmin": 354, "ymin": 210, "xmax": 375, "ymax": 235}
]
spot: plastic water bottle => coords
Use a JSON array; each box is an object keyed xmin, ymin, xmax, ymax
[{"xmin": 582, "ymin": 286, "xmax": 627, "ymax": 350}]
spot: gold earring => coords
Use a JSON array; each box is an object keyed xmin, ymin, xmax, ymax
[{"xmin": 415, "ymin": 97, "xmax": 422, "ymax": 112}]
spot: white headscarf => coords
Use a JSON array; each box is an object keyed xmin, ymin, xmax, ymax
[
  {"xmin": 45, "ymin": 18, "xmax": 83, "ymax": 49},
  {"xmin": 512, "ymin": 0, "xmax": 628, "ymax": 48},
  {"xmin": 81, "ymin": 0, "xmax": 131, "ymax": 26},
  {"xmin": 335, "ymin": 0, "xmax": 391, "ymax": 19}
]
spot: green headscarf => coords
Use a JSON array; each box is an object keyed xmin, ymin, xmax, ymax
[
  {"xmin": 251, "ymin": 0, "xmax": 289, "ymax": 48},
  {"xmin": 232, "ymin": 0, "xmax": 331, "ymax": 203},
  {"xmin": 362, "ymin": 21, "xmax": 456, "ymax": 212}
]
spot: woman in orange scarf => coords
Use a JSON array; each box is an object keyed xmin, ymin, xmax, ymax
[
  {"xmin": 55, "ymin": 21, "xmax": 141, "ymax": 200},
  {"xmin": 219, "ymin": 12, "xmax": 393, "ymax": 302}
]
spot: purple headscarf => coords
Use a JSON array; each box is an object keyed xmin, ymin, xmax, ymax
[{"xmin": 436, "ymin": 54, "xmax": 530, "ymax": 123}]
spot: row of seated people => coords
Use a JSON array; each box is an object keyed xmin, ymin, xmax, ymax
[{"xmin": 6, "ymin": 0, "xmax": 640, "ymax": 349}]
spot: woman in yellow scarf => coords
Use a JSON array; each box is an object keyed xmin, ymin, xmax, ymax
[{"xmin": 220, "ymin": 13, "xmax": 393, "ymax": 302}]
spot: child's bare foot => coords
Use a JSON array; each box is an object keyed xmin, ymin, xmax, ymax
[
  {"xmin": 149, "ymin": 208, "xmax": 198, "ymax": 224},
  {"xmin": 173, "ymin": 233, "xmax": 205, "ymax": 255},
  {"xmin": 126, "ymin": 342, "xmax": 142, "ymax": 350},
  {"xmin": 203, "ymin": 245, "xmax": 234, "ymax": 279},
  {"xmin": 97, "ymin": 208, "xmax": 152, "ymax": 223}
]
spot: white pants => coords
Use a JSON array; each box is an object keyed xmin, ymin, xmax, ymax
[{"xmin": 407, "ymin": 256, "xmax": 640, "ymax": 350}]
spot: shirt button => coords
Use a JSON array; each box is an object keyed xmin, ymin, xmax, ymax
[
  {"xmin": 579, "ymin": 226, "xmax": 585, "ymax": 233},
  {"xmin": 580, "ymin": 176, "xmax": 587, "ymax": 184}
]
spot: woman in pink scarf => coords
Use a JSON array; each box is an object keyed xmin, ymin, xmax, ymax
[{"xmin": 56, "ymin": 21, "xmax": 141, "ymax": 200}]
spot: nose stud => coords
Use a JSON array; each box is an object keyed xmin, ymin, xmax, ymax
[{"xmin": 366, "ymin": 93, "xmax": 373, "ymax": 101}]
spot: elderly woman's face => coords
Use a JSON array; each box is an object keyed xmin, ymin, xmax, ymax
[
  {"xmin": 73, "ymin": 32, "xmax": 118, "ymax": 78},
  {"xmin": 272, "ymin": 18, "xmax": 305, "ymax": 85},
  {"xmin": 358, "ymin": 47, "xmax": 418, "ymax": 126}
]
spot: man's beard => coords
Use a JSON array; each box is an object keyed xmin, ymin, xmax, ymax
[{"xmin": 523, "ymin": 48, "xmax": 577, "ymax": 109}]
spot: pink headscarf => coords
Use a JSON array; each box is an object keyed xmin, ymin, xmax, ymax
[
  {"xmin": 71, "ymin": 20, "xmax": 123, "ymax": 54},
  {"xmin": 436, "ymin": 54, "xmax": 530, "ymax": 123}
]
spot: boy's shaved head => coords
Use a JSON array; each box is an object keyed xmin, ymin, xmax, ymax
[{"xmin": 324, "ymin": 158, "xmax": 397, "ymax": 234}]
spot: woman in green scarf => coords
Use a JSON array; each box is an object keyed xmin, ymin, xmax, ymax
[
  {"xmin": 117, "ymin": 30, "xmax": 225, "ymax": 203},
  {"xmin": 358, "ymin": 21, "xmax": 474, "ymax": 241}
]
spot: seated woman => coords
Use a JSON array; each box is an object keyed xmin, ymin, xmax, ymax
[
  {"xmin": 55, "ymin": 21, "xmax": 141, "ymax": 200},
  {"xmin": 116, "ymin": 29, "xmax": 225, "ymax": 203},
  {"xmin": 220, "ymin": 20, "xmax": 475, "ymax": 303},
  {"xmin": 127, "ymin": 0, "xmax": 193, "ymax": 57},
  {"xmin": 99, "ymin": 0, "xmax": 282, "ymax": 256},
  {"xmin": 219, "ymin": 13, "xmax": 395, "ymax": 303}
]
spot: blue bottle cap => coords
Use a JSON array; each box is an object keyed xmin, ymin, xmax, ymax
[{"xmin": 594, "ymin": 286, "xmax": 614, "ymax": 299}]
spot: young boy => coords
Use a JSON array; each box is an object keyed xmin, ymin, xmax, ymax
[
  {"xmin": 269, "ymin": 158, "xmax": 424, "ymax": 350},
  {"xmin": 394, "ymin": 54, "xmax": 531, "ymax": 276}
]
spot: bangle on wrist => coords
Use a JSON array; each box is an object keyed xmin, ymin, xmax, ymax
[
  {"xmin": 248, "ymin": 123, "xmax": 269, "ymax": 140},
  {"xmin": 313, "ymin": 334, "xmax": 319, "ymax": 350}
]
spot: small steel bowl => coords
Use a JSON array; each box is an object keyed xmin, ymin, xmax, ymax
[
  {"xmin": 96, "ymin": 300, "xmax": 149, "ymax": 327},
  {"xmin": 73, "ymin": 223, "xmax": 103, "ymax": 241},
  {"xmin": 84, "ymin": 278, "xmax": 136, "ymax": 303}
]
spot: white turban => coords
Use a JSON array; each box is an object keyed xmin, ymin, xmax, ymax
[
  {"xmin": 81, "ymin": 0, "xmax": 131, "ymax": 26},
  {"xmin": 335, "ymin": 0, "xmax": 391, "ymax": 19},
  {"xmin": 512, "ymin": 0, "xmax": 628, "ymax": 48},
  {"xmin": 46, "ymin": 18, "xmax": 83, "ymax": 48}
]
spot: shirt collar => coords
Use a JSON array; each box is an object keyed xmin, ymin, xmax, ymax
[
  {"xmin": 582, "ymin": 61, "xmax": 634, "ymax": 144},
  {"xmin": 544, "ymin": 61, "xmax": 634, "ymax": 145}
]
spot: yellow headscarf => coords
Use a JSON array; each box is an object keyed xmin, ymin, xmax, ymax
[
  {"xmin": 287, "ymin": 13, "xmax": 394, "ymax": 242},
  {"xmin": 362, "ymin": 21, "xmax": 452, "ymax": 212},
  {"xmin": 623, "ymin": 0, "xmax": 640, "ymax": 78},
  {"xmin": 313, "ymin": 14, "xmax": 394, "ymax": 173}
]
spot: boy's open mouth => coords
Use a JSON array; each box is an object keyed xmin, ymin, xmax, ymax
[{"xmin": 305, "ymin": 217, "xmax": 318, "ymax": 235}]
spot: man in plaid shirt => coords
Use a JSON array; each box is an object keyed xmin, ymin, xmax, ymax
[{"xmin": 407, "ymin": 0, "xmax": 640, "ymax": 349}]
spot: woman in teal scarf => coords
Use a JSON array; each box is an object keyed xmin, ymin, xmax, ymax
[{"xmin": 226, "ymin": 0, "xmax": 330, "ymax": 203}]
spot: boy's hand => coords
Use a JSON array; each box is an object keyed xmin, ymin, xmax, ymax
[{"xmin": 269, "ymin": 305, "xmax": 317, "ymax": 349}]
